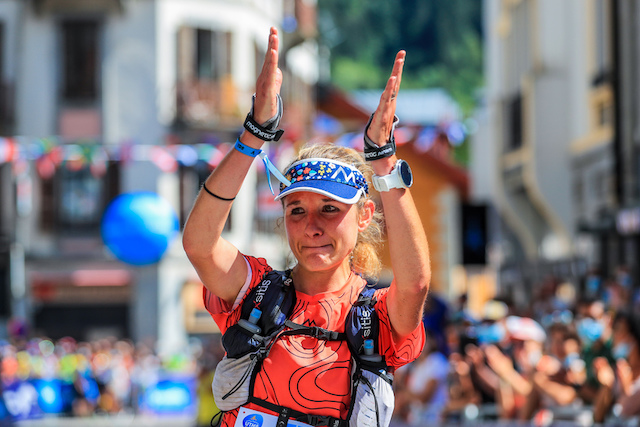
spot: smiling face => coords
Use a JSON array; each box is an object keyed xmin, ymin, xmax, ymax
[{"xmin": 283, "ymin": 192, "xmax": 372, "ymax": 276}]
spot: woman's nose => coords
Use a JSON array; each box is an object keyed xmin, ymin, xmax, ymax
[{"xmin": 304, "ymin": 214, "xmax": 323, "ymax": 236}]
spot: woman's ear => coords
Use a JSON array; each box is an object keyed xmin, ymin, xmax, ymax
[{"xmin": 357, "ymin": 199, "xmax": 376, "ymax": 232}]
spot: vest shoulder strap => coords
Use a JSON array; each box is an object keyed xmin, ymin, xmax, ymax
[{"xmin": 282, "ymin": 319, "xmax": 345, "ymax": 341}]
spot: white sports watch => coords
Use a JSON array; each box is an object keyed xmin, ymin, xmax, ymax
[{"xmin": 372, "ymin": 159, "xmax": 413, "ymax": 192}]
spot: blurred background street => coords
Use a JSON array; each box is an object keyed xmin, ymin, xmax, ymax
[
  {"xmin": 1, "ymin": 0, "xmax": 640, "ymax": 426},
  {"xmin": 14, "ymin": 415, "xmax": 193, "ymax": 427}
]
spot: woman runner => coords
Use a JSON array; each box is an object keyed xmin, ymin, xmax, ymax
[{"xmin": 183, "ymin": 27, "xmax": 431, "ymax": 427}]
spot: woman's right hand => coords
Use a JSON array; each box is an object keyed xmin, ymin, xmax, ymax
[
  {"xmin": 184, "ymin": 27, "xmax": 286, "ymax": 305},
  {"xmin": 252, "ymin": 27, "xmax": 283, "ymax": 126}
]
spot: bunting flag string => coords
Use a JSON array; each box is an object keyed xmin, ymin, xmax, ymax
[
  {"xmin": 0, "ymin": 136, "xmax": 245, "ymax": 179},
  {"xmin": 0, "ymin": 118, "xmax": 467, "ymax": 179},
  {"xmin": 0, "ymin": 136, "xmax": 299, "ymax": 180}
]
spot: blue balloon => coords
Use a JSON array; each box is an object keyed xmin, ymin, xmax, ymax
[{"xmin": 101, "ymin": 192, "xmax": 179, "ymax": 266}]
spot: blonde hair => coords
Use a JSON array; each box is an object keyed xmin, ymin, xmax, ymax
[{"xmin": 283, "ymin": 143, "xmax": 384, "ymax": 280}]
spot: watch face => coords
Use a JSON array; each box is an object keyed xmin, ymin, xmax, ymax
[{"xmin": 398, "ymin": 160, "xmax": 413, "ymax": 187}]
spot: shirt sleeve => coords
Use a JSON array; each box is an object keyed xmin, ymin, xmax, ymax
[
  {"xmin": 202, "ymin": 255, "xmax": 272, "ymax": 335},
  {"xmin": 373, "ymin": 287, "xmax": 426, "ymax": 370}
]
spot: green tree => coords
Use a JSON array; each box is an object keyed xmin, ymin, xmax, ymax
[{"xmin": 318, "ymin": 0, "xmax": 483, "ymax": 116}]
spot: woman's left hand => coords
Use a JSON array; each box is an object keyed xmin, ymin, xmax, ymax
[
  {"xmin": 366, "ymin": 51, "xmax": 405, "ymax": 150},
  {"xmin": 368, "ymin": 51, "xmax": 430, "ymax": 342}
]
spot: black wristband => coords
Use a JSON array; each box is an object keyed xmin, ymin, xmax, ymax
[
  {"xmin": 243, "ymin": 93, "xmax": 285, "ymax": 141},
  {"xmin": 363, "ymin": 113, "xmax": 399, "ymax": 161},
  {"xmin": 364, "ymin": 137, "xmax": 396, "ymax": 161},
  {"xmin": 243, "ymin": 114, "xmax": 285, "ymax": 141}
]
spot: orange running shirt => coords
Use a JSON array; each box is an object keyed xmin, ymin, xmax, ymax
[{"xmin": 203, "ymin": 255, "xmax": 425, "ymax": 427}]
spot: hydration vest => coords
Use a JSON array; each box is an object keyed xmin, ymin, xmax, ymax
[{"xmin": 211, "ymin": 269, "xmax": 394, "ymax": 427}]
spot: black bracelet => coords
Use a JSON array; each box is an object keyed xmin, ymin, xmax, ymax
[
  {"xmin": 202, "ymin": 182, "xmax": 236, "ymax": 201},
  {"xmin": 363, "ymin": 113, "xmax": 399, "ymax": 161},
  {"xmin": 243, "ymin": 93, "xmax": 285, "ymax": 141},
  {"xmin": 243, "ymin": 113, "xmax": 285, "ymax": 141}
]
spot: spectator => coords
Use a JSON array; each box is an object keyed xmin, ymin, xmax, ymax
[
  {"xmin": 442, "ymin": 350, "xmax": 481, "ymax": 419},
  {"xmin": 394, "ymin": 329, "xmax": 450, "ymax": 426},
  {"xmin": 0, "ymin": 335, "xmax": 202, "ymax": 421},
  {"xmin": 518, "ymin": 323, "xmax": 584, "ymax": 420},
  {"xmin": 484, "ymin": 340, "xmax": 534, "ymax": 419},
  {"xmin": 464, "ymin": 343, "xmax": 500, "ymax": 412},
  {"xmin": 575, "ymin": 298, "xmax": 613, "ymax": 404},
  {"xmin": 593, "ymin": 312, "xmax": 640, "ymax": 422},
  {"xmin": 195, "ymin": 337, "xmax": 224, "ymax": 427}
]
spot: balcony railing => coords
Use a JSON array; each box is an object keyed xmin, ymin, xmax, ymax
[
  {"xmin": 33, "ymin": 0, "xmax": 123, "ymax": 15},
  {"xmin": 176, "ymin": 77, "xmax": 242, "ymax": 127},
  {"xmin": 0, "ymin": 82, "xmax": 15, "ymax": 133}
]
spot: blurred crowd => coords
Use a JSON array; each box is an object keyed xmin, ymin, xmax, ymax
[
  {"xmin": 0, "ymin": 332, "xmax": 224, "ymax": 426},
  {"xmin": 2, "ymin": 267, "xmax": 640, "ymax": 426},
  {"xmin": 390, "ymin": 266, "xmax": 640, "ymax": 427}
]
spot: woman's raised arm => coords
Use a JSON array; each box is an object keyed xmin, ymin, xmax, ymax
[
  {"xmin": 183, "ymin": 27, "xmax": 283, "ymax": 306},
  {"xmin": 367, "ymin": 51, "xmax": 431, "ymax": 339}
]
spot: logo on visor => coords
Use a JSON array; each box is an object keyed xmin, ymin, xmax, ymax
[{"xmin": 331, "ymin": 166, "xmax": 359, "ymax": 186}]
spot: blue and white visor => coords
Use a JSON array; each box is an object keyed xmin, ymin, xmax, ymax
[{"xmin": 275, "ymin": 158, "xmax": 369, "ymax": 204}]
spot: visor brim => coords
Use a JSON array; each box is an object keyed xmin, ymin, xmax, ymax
[{"xmin": 275, "ymin": 180, "xmax": 364, "ymax": 204}]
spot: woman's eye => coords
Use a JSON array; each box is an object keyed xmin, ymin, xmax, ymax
[
  {"xmin": 323, "ymin": 205, "xmax": 339, "ymax": 213},
  {"xmin": 290, "ymin": 207, "xmax": 304, "ymax": 215}
]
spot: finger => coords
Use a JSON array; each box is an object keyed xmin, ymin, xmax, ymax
[
  {"xmin": 366, "ymin": 51, "xmax": 406, "ymax": 144},
  {"xmin": 375, "ymin": 52, "xmax": 405, "ymax": 112},
  {"xmin": 392, "ymin": 51, "xmax": 406, "ymax": 93},
  {"xmin": 254, "ymin": 28, "xmax": 282, "ymax": 122},
  {"xmin": 377, "ymin": 75, "xmax": 397, "ymax": 118},
  {"xmin": 381, "ymin": 52, "xmax": 405, "ymax": 105},
  {"xmin": 367, "ymin": 76, "xmax": 397, "ymax": 144},
  {"xmin": 387, "ymin": 53, "xmax": 405, "ymax": 118},
  {"xmin": 267, "ymin": 27, "xmax": 280, "ymax": 88},
  {"xmin": 259, "ymin": 28, "xmax": 280, "ymax": 89},
  {"xmin": 270, "ymin": 26, "xmax": 279, "ymax": 52}
]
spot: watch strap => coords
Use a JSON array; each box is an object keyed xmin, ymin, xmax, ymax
[
  {"xmin": 372, "ymin": 160, "xmax": 411, "ymax": 192},
  {"xmin": 372, "ymin": 175, "xmax": 387, "ymax": 192}
]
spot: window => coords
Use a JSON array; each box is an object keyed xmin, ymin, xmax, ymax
[
  {"xmin": 0, "ymin": 246, "xmax": 9, "ymax": 317},
  {"xmin": 40, "ymin": 160, "xmax": 119, "ymax": 234},
  {"xmin": 592, "ymin": 169, "xmax": 612, "ymax": 201},
  {"xmin": 176, "ymin": 26, "xmax": 232, "ymax": 81},
  {"xmin": 0, "ymin": 163, "xmax": 13, "ymax": 239},
  {"xmin": 593, "ymin": 0, "xmax": 612, "ymax": 85},
  {"xmin": 503, "ymin": 0, "xmax": 532, "ymax": 92},
  {"xmin": 179, "ymin": 162, "xmax": 231, "ymax": 232},
  {"xmin": 62, "ymin": 21, "xmax": 99, "ymax": 101},
  {"xmin": 58, "ymin": 167, "xmax": 103, "ymax": 226},
  {"xmin": 505, "ymin": 93, "xmax": 523, "ymax": 151},
  {"xmin": 573, "ymin": 175, "xmax": 584, "ymax": 212},
  {"xmin": 196, "ymin": 29, "xmax": 214, "ymax": 80},
  {"xmin": 0, "ymin": 21, "xmax": 13, "ymax": 130},
  {"xmin": 597, "ymin": 97, "xmax": 613, "ymax": 127},
  {"xmin": 176, "ymin": 27, "xmax": 234, "ymax": 123},
  {"xmin": 195, "ymin": 29, "xmax": 232, "ymax": 80}
]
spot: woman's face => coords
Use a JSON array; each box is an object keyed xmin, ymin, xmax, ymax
[{"xmin": 283, "ymin": 191, "xmax": 370, "ymax": 274}]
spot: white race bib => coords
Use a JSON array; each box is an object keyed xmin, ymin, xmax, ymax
[{"xmin": 234, "ymin": 406, "xmax": 312, "ymax": 427}]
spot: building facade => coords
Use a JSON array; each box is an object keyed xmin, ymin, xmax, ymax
[
  {"xmin": 613, "ymin": 0, "xmax": 640, "ymax": 298},
  {"xmin": 477, "ymin": 0, "xmax": 639, "ymax": 306},
  {"xmin": 0, "ymin": 0, "xmax": 318, "ymax": 355}
]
